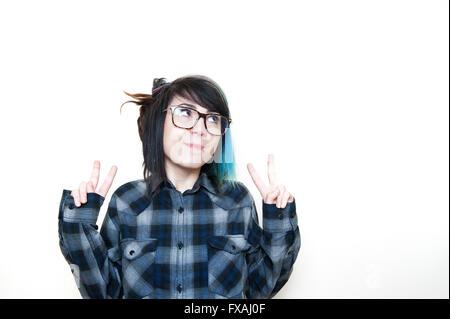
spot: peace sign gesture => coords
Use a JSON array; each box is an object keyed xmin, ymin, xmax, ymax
[
  {"xmin": 247, "ymin": 154, "xmax": 294, "ymax": 209},
  {"xmin": 70, "ymin": 160, "xmax": 118, "ymax": 207}
]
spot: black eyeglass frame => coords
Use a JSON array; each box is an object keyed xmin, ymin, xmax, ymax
[{"xmin": 162, "ymin": 104, "xmax": 232, "ymax": 136}]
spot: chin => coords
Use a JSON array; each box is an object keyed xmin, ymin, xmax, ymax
[
  {"xmin": 176, "ymin": 160, "xmax": 205, "ymax": 170},
  {"xmin": 173, "ymin": 154, "xmax": 205, "ymax": 168},
  {"xmin": 168, "ymin": 144, "xmax": 214, "ymax": 168}
]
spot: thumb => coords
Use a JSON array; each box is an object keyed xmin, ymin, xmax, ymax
[{"xmin": 264, "ymin": 187, "xmax": 280, "ymax": 204}]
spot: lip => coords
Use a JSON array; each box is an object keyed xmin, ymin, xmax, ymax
[{"xmin": 184, "ymin": 143, "xmax": 204, "ymax": 151}]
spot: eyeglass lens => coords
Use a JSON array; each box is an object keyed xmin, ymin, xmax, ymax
[{"xmin": 172, "ymin": 106, "xmax": 229, "ymax": 135}]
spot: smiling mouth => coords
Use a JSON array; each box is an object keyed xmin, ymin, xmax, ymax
[{"xmin": 184, "ymin": 143, "xmax": 204, "ymax": 151}]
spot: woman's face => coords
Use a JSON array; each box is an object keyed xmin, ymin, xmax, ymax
[{"xmin": 163, "ymin": 95, "xmax": 222, "ymax": 170}]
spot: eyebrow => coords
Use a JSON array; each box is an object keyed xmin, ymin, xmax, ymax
[{"xmin": 179, "ymin": 103, "xmax": 221, "ymax": 115}]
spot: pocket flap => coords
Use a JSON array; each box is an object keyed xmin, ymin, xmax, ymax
[
  {"xmin": 208, "ymin": 235, "xmax": 251, "ymax": 254},
  {"xmin": 120, "ymin": 238, "xmax": 158, "ymax": 260}
]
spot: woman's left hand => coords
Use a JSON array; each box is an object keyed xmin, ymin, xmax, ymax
[{"xmin": 247, "ymin": 154, "xmax": 294, "ymax": 209}]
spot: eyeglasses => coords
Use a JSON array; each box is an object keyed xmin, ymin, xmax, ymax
[{"xmin": 163, "ymin": 104, "xmax": 232, "ymax": 136}]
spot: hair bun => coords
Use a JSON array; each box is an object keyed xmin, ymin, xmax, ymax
[{"xmin": 152, "ymin": 78, "xmax": 171, "ymax": 95}]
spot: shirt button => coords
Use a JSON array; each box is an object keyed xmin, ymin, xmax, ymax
[
  {"xmin": 177, "ymin": 242, "xmax": 184, "ymax": 249},
  {"xmin": 177, "ymin": 283, "xmax": 183, "ymax": 292},
  {"xmin": 278, "ymin": 213, "xmax": 284, "ymax": 219},
  {"xmin": 178, "ymin": 207, "xmax": 184, "ymax": 214},
  {"xmin": 68, "ymin": 203, "xmax": 75, "ymax": 209}
]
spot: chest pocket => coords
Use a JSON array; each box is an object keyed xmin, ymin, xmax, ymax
[
  {"xmin": 207, "ymin": 234, "xmax": 252, "ymax": 298},
  {"xmin": 120, "ymin": 238, "xmax": 158, "ymax": 299}
]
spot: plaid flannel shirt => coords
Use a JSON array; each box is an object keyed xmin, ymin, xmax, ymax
[{"xmin": 58, "ymin": 171, "xmax": 301, "ymax": 299}]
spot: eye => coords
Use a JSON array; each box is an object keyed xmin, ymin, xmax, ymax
[
  {"xmin": 207, "ymin": 115, "xmax": 219, "ymax": 123},
  {"xmin": 177, "ymin": 107, "xmax": 192, "ymax": 117}
]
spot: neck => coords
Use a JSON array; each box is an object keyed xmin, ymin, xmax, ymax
[{"xmin": 165, "ymin": 159, "xmax": 201, "ymax": 194}]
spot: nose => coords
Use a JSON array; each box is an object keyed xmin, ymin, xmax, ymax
[{"xmin": 191, "ymin": 116, "xmax": 207, "ymax": 135}]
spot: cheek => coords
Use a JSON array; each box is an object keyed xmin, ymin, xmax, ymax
[
  {"xmin": 205, "ymin": 138, "xmax": 220, "ymax": 156},
  {"xmin": 163, "ymin": 120, "xmax": 185, "ymax": 155},
  {"xmin": 164, "ymin": 128, "xmax": 183, "ymax": 144}
]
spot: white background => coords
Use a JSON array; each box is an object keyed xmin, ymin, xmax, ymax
[{"xmin": 0, "ymin": 0, "xmax": 448, "ymax": 298}]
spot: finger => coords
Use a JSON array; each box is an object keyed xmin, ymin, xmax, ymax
[
  {"xmin": 89, "ymin": 160, "xmax": 101, "ymax": 190},
  {"xmin": 287, "ymin": 193, "xmax": 294, "ymax": 203},
  {"xmin": 267, "ymin": 153, "xmax": 277, "ymax": 186},
  {"xmin": 277, "ymin": 185, "xmax": 286, "ymax": 208},
  {"xmin": 72, "ymin": 189, "xmax": 81, "ymax": 207},
  {"xmin": 86, "ymin": 181, "xmax": 95, "ymax": 193},
  {"xmin": 97, "ymin": 165, "xmax": 118, "ymax": 198},
  {"xmin": 265, "ymin": 187, "xmax": 280, "ymax": 204},
  {"xmin": 247, "ymin": 163, "xmax": 269, "ymax": 197},
  {"xmin": 79, "ymin": 181, "xmax": 87, "ymax": 204},
  {"xmin": 281, "ymin": 190, "xmax": 291, "ymax": 209}
]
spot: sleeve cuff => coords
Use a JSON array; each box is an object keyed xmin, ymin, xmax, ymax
[
  {"xmin": 58, "ymin": 189, "xmax": 105, "ymax": 224},
  {"xmin": 262, "ymin": 197, "xmax": 297, "ymax": 232}
]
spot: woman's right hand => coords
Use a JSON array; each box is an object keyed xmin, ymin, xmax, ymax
[{"xmin": 71, "ymin": 160, "xmax": 118, "ymax": 207}]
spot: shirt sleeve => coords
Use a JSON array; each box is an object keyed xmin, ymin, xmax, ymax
[
  {"xmin": 245, "ymin": 197, "xmax": 301, "ymax": 299},
  {"xmin": 58, "ymin": 189, "xmax": 123, "ymax": 299}
]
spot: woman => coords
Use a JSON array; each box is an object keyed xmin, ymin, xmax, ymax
[{"xmin": 58, "ymin": 75, "xmax": 301, "ymax": 299}]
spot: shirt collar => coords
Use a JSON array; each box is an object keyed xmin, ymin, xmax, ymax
[{"xmin": 148, "ymin": 170, "xmax": 219, "ymax": 198}]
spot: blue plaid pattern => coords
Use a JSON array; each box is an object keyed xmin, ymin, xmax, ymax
[{"xmin": 58, "ymin": 171, "xmax": 301, "ymax": 299}]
